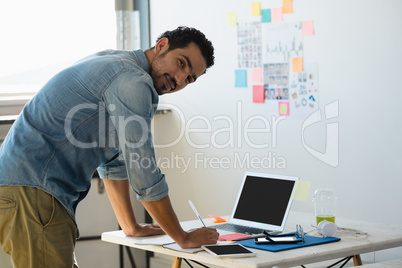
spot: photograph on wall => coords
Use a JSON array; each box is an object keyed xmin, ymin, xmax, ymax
[
  {"xmin": 237, "ymin": 19, "xmax": 262, "ymax": 68},
  {"xmin": 263, "ymin": 62, "xmax": 289, "ymax": 101}
]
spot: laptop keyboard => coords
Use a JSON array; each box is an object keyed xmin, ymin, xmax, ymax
[{"xmin": 209, "ymin": 223, "xmax": 268, "ymax": 234}]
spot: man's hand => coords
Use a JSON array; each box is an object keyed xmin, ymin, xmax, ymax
[
  {"xmin": 104, "ymin": 179, "xmax": 166, "ymax": 237},
  {"xmin": 142, "ymin": 196, "xmax": 220, "ymax": 249},
  {"xmin": 178, "ymin": 227, "xmax": 219, "ymax": 249},
  {"xmin": 126, "ymin": 223, "xmax": 165, "ymax": 237}
]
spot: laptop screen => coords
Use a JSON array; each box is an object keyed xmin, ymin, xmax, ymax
[{"xmin": 231, "ymin": 172, "xmax": 298, "ymax": 232}]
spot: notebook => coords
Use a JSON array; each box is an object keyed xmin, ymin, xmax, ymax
[{"xmin": 210, "ymin": 172, "xmax": 299, "ymax": 235}]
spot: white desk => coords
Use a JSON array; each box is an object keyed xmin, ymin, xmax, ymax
[
  {"xmin": 102, "ymin": 211, "xmax": 402, "ymax": 268},
  {"xmin": 359, "ymin": 259, "xmax": 402, "ymax": 267}
]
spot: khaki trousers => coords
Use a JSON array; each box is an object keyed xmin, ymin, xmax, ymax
[{"xmin": 0, "ymin": 186, "xmax": 78, "ymax": 268}]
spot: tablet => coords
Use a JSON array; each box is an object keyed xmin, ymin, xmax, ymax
[{"xmin": 201, "ymin": 244, "xmax": 256, "ymax": 258}]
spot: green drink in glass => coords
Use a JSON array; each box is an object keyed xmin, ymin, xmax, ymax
[
  {"xmin": 316, "ymin": 215, "xmax": 336, "ymax": 225},
  {"xmin": 312, "ymin": 189, "xmax": 337, "ymax": 225}
]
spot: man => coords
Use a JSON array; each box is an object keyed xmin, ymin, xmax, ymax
[{"xmin": 0, "ymin": 26, "xmax": 219, "ymax": 267}]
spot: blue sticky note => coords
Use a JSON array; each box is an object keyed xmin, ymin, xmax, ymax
[
  {"xmin": 235, "ymin": 69, "xmax": 247, "ymax": 87},
  {"xmin": 261, "ymin": 9, "xmax": 271, "ymax": 23}
]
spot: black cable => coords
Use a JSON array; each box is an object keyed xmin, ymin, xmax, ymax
[
  {"xmin": 188, "ymin": 259, "xmax": 210, "ymax": 268},
  {"xmin": 183, "ymin": 258, "xmax": 194, "ymax": 268},
  {"xmin": 326, "ymin": 256, "xmax": 352, "ymax": 268},
  {"xmin": 182, "ymin": 258, "xmax": 210, "ymax": 268}
]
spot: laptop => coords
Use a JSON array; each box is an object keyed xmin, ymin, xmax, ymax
[{"xmin": 210, "ymin": 172, "xmax": 299, "ymax": 235}]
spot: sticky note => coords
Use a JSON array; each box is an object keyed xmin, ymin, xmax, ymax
[
  {"xmin": 292, "ymin": 181, "xmax": 311, "ymax": 201},
  {"xmin": 292, "ymin": 57, "xmax": 304, "ymax": 72},
  {"xmin": 271, "ymin": 7, "xmax": 283, "ymax": 22},
  {"xmin": 253, "ymin": 85, "xmax": 265, "ymax": 103},
  {"xmin": 282, "ymin": 0, "xmax": 293, "ymax": 14},
  {"xmin": 251, "ymin": 2, "xmax": 261, "ymax": 16},
  {"xmin": 261, "ymin": 9, "xmax": 271, "ymax": 23},
  {"xmin": 208, "ymin": 215, "xmax": 228, "ymax": 223},
  {"xmin": 251, "ymin": 68, "xmax": 262, "ymax": 82},
  {"xmin": 235, "ymin": 69, "xmax": 247, "ymax": 87},
  {"xmin": 219, "ymin": 233, "xmax": 251, "ymax": 242},
  {"xmin": 279, "ymin": 101, "xmax": 289, "ymax": 116},
  {"xmin": 227, "ymin": 11, "xmax": 237, "ymax": 26},
  {"xmin": 303, "ymin": 20, "xmax": 314, "ymax": 35}
]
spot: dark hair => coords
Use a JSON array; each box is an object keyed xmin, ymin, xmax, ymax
[{"xmin": 156, "ymin": 26, "xmax": 215, "ymax": 69}]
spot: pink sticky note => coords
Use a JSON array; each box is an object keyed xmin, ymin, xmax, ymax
[
  {"xmin": 253, "ymin": 85, "xmax": 265, "ymax": 103},
  {"xmin": 219, "ymin": 233, "xmax": 251, "ymax": 242},
  {"xmin": 271, "ymin": 7, "xmax": 283, "ymax": 22},
  {"xmin": 279, "ymin": 101, "xmax": 289, "ymax": 116},
  {"xmin": 251, "ymin": 68, "xmax": 262, "ymax": 82},
  {"xmin": 303, "ymin": 20, "xmax": 315, "ymax": 36}
]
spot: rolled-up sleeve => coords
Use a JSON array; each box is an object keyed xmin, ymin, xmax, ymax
[
  {"xmin": 102, "ymin": 69, "xmax": 168, "ymax": 201},
  {"xmin": 97, "ymin": 154, "xmax": 128, "ymax": 180}
]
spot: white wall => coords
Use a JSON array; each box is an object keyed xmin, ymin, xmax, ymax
[{"xmin": 150, "ymin": 0, "xmax": 402, "ymax": 264}]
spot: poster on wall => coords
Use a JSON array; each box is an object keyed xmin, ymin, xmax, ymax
[
  {"xmin": 237, "ymin": 19, "xmax": 262, "ymax": 68},
  {"xmin": 236, "ymin": 13, "xmax": 318, "ymax": 118},
  {"xmin": 289, "ymin": 62, "xmax": 319, "ymax": 119},
  {"xmin": 261, "ymin": 21, "xmax": 303, "ymax": 63}
]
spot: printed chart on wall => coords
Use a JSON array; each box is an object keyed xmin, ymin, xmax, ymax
[
  {"xmin": 262, "ymin": 22, "xmax": 303, "ymax": 64},
  {"xmin": 289, "ymin": 62, "xmax": 318, "ymax": 119}
]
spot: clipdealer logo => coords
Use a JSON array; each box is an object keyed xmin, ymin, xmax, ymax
[
  {"xmin": 63, "ymin": 100, "xmax": 339, "ymax": 169},
  {"xmin": 301, "ymin": 100, "xmax": 339, "ymax": 167}
]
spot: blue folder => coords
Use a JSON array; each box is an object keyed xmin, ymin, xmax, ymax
[{"xmin": 237, "ymin": 235, "xmax": 341, "ymax": 252}]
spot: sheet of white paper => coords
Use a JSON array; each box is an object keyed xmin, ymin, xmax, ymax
[
  {"xmin": 261, "ymin": 22, "xmax": 303, "ymax": 63},
  {"xmin": 135, "ymin": 235, "xmax": 175, "ymax": 245},
  {"xmin": 289, "ymin": 62, "xmax": 319, "ymax": 119},
  {"xmin": 163, "ymin": 243, "xmax": 204, "ymax": 253}
]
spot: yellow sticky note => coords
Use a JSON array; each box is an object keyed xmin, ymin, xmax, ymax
[
  {"xmin": 227, "ymin": 11, "xmax": 237, "ymax": 26},
  {"xmin": 279, "ymin": 101, "xmax": 289, "ymax": 116},
  {"xmin": 282, "ymin": 0, "xmax": 293, "ymax": 14},
  {"xmin": 292, "ymin": 181, "xmax": 311, "ymax": 201},
  {"xmin": 292, "ymin": 57, "xmax": 304, "ymax": 72},
  {"xmin": 251, "ymin": 2, "xmax": 261, "ymax": 16}
]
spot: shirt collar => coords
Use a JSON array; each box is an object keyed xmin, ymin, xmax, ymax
[{"xmin": 130, "ymin": 50, "xmax": 150, "ymax": 74}]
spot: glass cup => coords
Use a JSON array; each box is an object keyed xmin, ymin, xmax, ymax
[{"xmin": 312, "ymin": 188, "xmax": 337, "ymax": 225}]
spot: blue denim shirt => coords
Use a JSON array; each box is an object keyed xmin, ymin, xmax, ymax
[{"xmin": 0, "ymin": 50, "xmax": 168, "ymax": 223}]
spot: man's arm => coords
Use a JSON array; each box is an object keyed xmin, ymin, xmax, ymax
[
  {"xmin": 141, "ymin": 196, "xmax": 219, "ymax": 249},
  {"xmin": 103, "ymin": 179, "xmax": 165, "ymax": 237},
  {"xmin": 103, "ymin": 178, "xmax": 219, "ymax": 248}
]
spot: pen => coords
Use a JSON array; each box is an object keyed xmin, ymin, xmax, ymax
[{"xmin": 188, "ymin": 200, "xmax": 206, "ymax": 227}]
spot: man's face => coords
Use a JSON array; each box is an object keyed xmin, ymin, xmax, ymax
[{"xmin": 150, "ymin": 41, "xmax": 207, "ymax": 95}]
